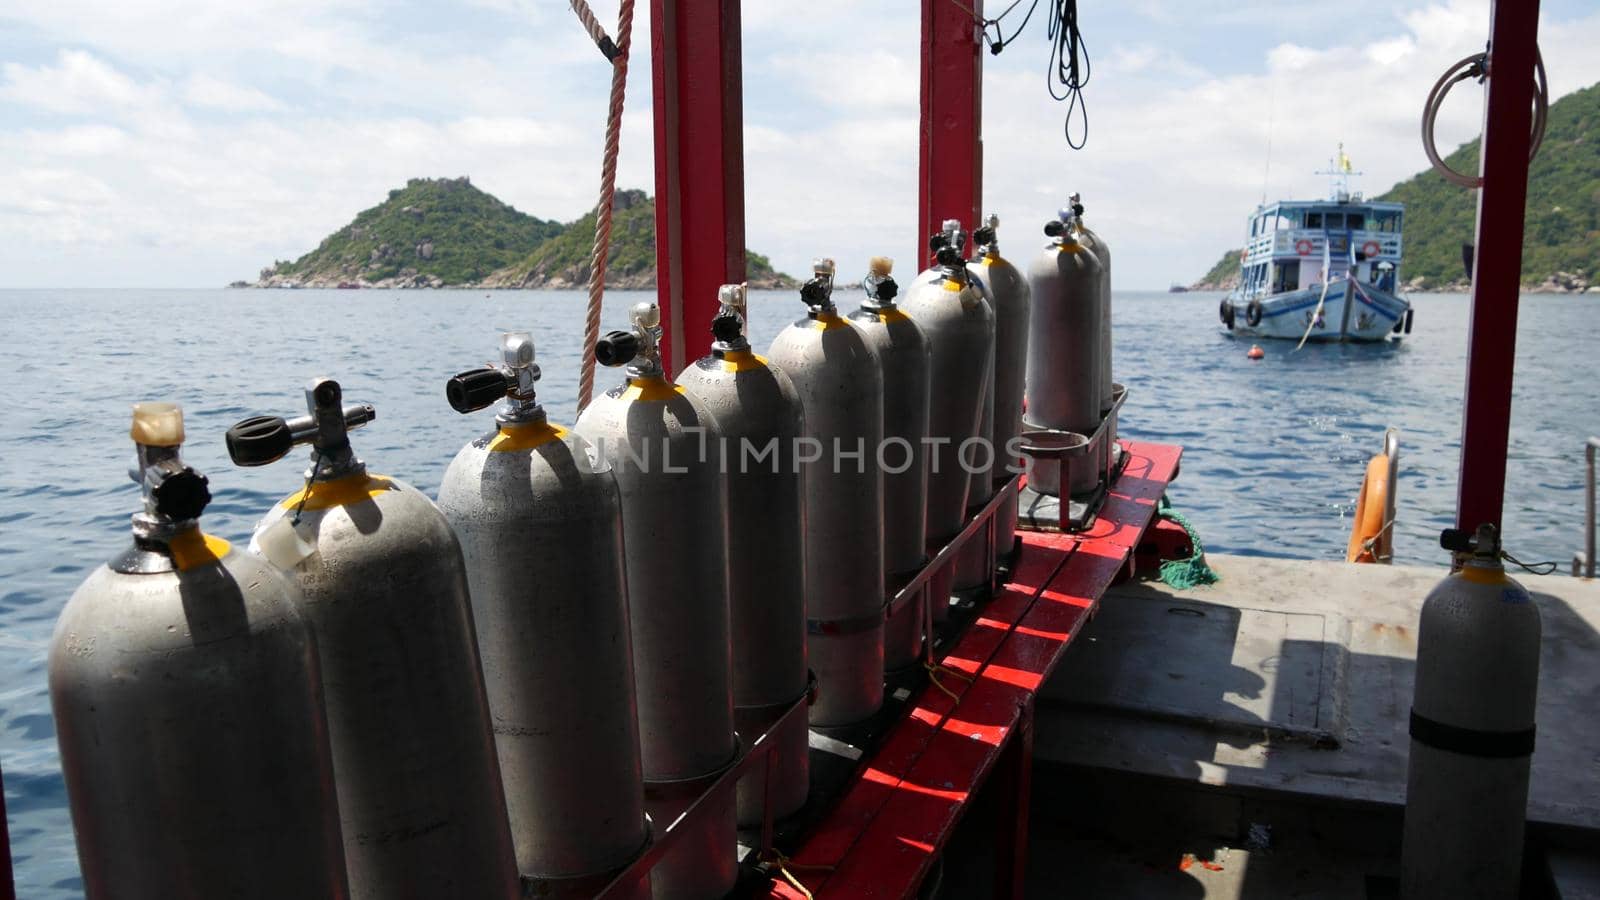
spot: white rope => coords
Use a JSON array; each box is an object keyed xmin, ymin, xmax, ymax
[
  {"xmin": 574, "ymin": 0, "xmax": 635, "ymax": 413},
  {"xmin": 1294, "ymin": 238, "xmax": 1335, "ymax": 351}
]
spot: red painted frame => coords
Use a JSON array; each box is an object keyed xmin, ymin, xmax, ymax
[
  {"xmin": 917, "ymin": 0, "xmax": 984, "ymax": 262},
  {"xmin": 761, "ymin": 442, "xmax": 1182, "ymax": 899},
  {"xmin": 1455, "ymin": 0, "xmax": 1542, "ymax": 532},
  {"xmin": 650, "ymin": 0, "xmax": 746, "ymax": 377}
]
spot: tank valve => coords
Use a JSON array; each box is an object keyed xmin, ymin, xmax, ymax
[
  {"xmin": 861, "ymin": 257, "xmax": 898, "ymax": 309},
  {"xmin": 446, "ymin": 332, "xmax": 542, "ymax": 421},
  {"xmin": 596, "ymin": 302, "xmax": 663, "ymax": 377},
  {"xmin": 1440, "ymin": 523, "xmax": 1502, "ymax": 560},
  {"xmin": 972, "ymin": 213, "xmax": 1000, "ymax": 257},
  {"xmin": 711, "ymin": 283, "xmax": 749, "ymax": 351},
  {"xmin": 225, "ymin": 378, "xmax": 375, "ymax": 480},
  {"xmin": 800, "ymin": 258, "xmax": 837, "ymax": 317},
  {"xmin": 128, "ymin": 402, "xmax": 212, "ymax": 529}
]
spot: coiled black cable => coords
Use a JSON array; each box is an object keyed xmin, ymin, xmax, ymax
[{"xmin": 1046, "ymin": 0, "xmax": 1090, "ymax": 149}]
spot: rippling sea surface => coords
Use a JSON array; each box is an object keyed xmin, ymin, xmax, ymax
[{"xmin": 2, "ymin": 287, "xmax": 1595, "ymax": 896}]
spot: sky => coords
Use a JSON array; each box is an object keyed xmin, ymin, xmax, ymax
[{"xmin": 2, "ymin": 0, "xmax": 1598, "ymax": 289}]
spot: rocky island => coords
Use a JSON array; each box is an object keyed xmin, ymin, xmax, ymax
[{"xmin": 249, "ymin": 177, "xmax": 796, "ymax": 290}]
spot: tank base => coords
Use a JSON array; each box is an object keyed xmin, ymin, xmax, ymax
[
  {"xmin": 644, "ymin": 765, "xmax": 739, "ymax": 900},
  {"xmin": 523, "ymin": 843, "xmax": 653, "ymax": 900},
  {"xmin": 734, "ymin": 693, "xmax": 810, "ymax": 827}
]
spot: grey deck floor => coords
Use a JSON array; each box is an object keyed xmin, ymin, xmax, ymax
[{"xmin": 1033, "ymin": 553, "xmax": 1600, "ymax": 834}]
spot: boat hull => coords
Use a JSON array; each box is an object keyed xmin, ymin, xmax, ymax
[{"xmin": 1225, "ymin": 281, "xmax": 1408, "ymax": 343}]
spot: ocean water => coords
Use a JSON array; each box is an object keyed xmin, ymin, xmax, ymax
[{"xmin": 1, "ymin": 287, "xmax": 1595, "ymax": 896}]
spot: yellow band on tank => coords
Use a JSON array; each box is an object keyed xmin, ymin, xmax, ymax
[
  {"xmin": 877, "ymin": 309, "xmax": 911, "ymax": 324},
  {"xmin": 1058, "ymin": 244, "xmax": 1082, "ymax": 254},
  {"xmin": 169, "ymin": 528, "xmax": 230, "ymax": 572},
  {"xmin": 942, "ymin": 279, "xmax": 962, "ymax": 292},
  {"xmin": 489, "ymin": 421, "xmax": 569, "ymax": 452},
  {"xmin": 622, "ymin": 377, "xmax": 685, "ymax": 401},
  {"xmin": 720, "ymin": 349, "xmax": 770, "ymax": 372},
  {"xmin": 1459, "ymin": 565, "xmax": 1507, "ymax": 585},
  {"xmin": 982, "ymin": 254, "xmax": 1004, "ymax": 266},
  {"xmin": 279, "ymin": 472, "xmax": 396, "ymax": 512},
  {"xmin": 812, "ymin": 313, "xmax": 849, "ymax": 331}
]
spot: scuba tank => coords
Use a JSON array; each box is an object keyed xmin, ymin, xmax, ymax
[
  {"xmin": 436, "ymin": 332, "xmax": 650, "ymax": 899},
  {"xmin": 574, "ymin": 302, "xmax": 738, "ymax": 900},
  {"xmin": 978, "ymin": 214, "xmax": 1032, "ymax": 557},
  {"xmin": 49, "ymin": 403, "xmax": 348, "ymax": 900},
  {"xmin": 845, "ymin": 258, "xmax": 932, "ymax": 671},
  {"xmin": 1069, "ymin": 193, "xmax": 1114, "ymax": 415},
  {"xmin": 766, "ymin": 259, "xmax": 887, "ymax": 726},
  {"xmin": 1025, "ymin": 209, "xmax": 1106, "ymax": 496},
  {"xmin": 677, "ymin": 284, "xmax": 811, "ymax": 826},
  {"xmin": 227, "ymin": 378, "xmax": 518, "ymax": 900},
  {"xmin": 901, "ymin": 221, "xmax": 996, "ymax": 620}
]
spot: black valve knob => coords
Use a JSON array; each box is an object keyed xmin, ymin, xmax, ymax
[
  {"xmin": 152, "ymin": 467, "xmax": 211, "ymax": 520},
  {"xmin": 972, "ymin": 226, "xmax": 996, "ymax": 247},
  {"xmin": 935, "ymin": 246, "xmax": 963, "ymax": 269},
  {"xmin": 1043, "ymin": 220, "xmax": 1066, "ymax": 238},
  {"xmin": 800, "ymin": 277, "xmax": 831, "ymax": 308},
  {"xmin": 446, "ymin": 367, "xmax": 511, "ymax": 414},
  {"xmin": 226, "ymin": 415, "xmax": 294, "ymax": 467},
  {"xmin": 871, "ymin": 275, "xmax": 899, "ymax": 302},
  {"xmin": 596, "ymin": 330, "xmax": 640, "ymax": 367},
  {"xmin": 928, "ymin": 232, "xmax": 949, "ymax": 252},
  {"xmin": 1439, "ymin": 528, "xmax": 1473, "ymax": 552},
  {"xmin": 710, "ymin": 314, "xmax": 743, "ymax": 344}
]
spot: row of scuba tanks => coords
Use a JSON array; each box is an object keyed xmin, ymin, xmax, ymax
[{"xmin": 46, "ymin": 202, "xmax": 1115, "ymax": 900}]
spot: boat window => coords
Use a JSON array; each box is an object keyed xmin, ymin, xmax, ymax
[
  {"xmin": 1346, "ymin": 212, "xmax": 1365, "ymax": 230},
  {"xmin": 1323, "ymin": 213, "xmax": 1345, "ymax": 230},
  {"xmin": 1306, "ymin": 212, "xmax": 1323, "ymax": 228}
]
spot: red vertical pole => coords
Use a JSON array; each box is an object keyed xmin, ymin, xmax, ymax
[
  {"xmin": 1455, "ymin": 0, "xmax": 1540, "ymax": 532},
  {"xmin": 651, "ymin": 0, "xmax": 746, "ymax": 377},
  {"xmin": 991, "ymin": 701, "xmax": 1034, "ymax": 900},
  {"xmin": 918, "ymin": 0, "xmax": 983, "ymax": 262}
]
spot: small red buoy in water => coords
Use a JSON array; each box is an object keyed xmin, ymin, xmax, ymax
[{"xmin": 1247, "ymin": 344, "xmax": 1265, "ymax": 360}]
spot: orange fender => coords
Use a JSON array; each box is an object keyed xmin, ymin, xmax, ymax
[{"xmin": 1347, "ymin": 455, "xmax": 1391, "ymax": 563}]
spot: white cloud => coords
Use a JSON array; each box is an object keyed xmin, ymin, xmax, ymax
[
  {"xmin": 182, "ymin": 75, "xmax": 285, "ymax": 112},
  {"xmin": 0, "ymin": 0, "xmax": 1597, "ymax": 287}
]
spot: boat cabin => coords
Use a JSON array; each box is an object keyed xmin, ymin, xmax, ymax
[{"xmin": 1236, "ymin": 199, "xmax": 1404, "ymax": 300}]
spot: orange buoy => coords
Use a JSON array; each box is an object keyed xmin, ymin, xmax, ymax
[
  {"xmin": 1347, "ymin": 454, "xmax": 1392, "ymax": 562},
  {"xmin": 1247, "ymin": 344, "xmax": 1264, "ymax": 360}
]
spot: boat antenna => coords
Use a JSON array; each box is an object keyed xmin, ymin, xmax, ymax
[{"xmin": 1260, "ymin": 79, "xmax": 1276, "ymax": 207}]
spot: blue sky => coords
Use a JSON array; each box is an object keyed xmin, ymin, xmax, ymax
[{"xmin": 2, "ymin": 0, "xmax": 1597, "ymax": 288}]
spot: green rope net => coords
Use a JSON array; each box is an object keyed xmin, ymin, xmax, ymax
[{"xmin": 1156, "ymin": 494, "xmax": 1220, "ymax": 589}]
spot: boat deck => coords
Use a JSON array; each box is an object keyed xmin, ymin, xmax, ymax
[{"xmin": 1023, "ymin": 553, "xmax": 1600, "ymax": 897}]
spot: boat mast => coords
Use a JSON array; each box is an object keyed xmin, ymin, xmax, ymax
[
  {"xmin": 918, "ymin": 0, "xmax": 984, "ymax": 260},
  {"xmin": 649, "ymin": 0, "xmax": 746, "ymax": 377},
  {"xmin": 1456, "ymin": 0, "xmax": 1541, "ymax": 532}
]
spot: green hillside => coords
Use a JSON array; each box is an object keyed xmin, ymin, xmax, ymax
[
  {"xmin": 1191, "ymin": 80, "xmax": 1600, "ymax": 292},
  {"xmin": 1380, "ymin": 80, "xmax": 1600, "ymax": 289},
  {"xmin": 485, "ymin": 189, "xmax": 795, "ymax": 289},
  {"xmin": 252, "ymin": 181, "xmax": 795, "ymax": 289},
  {"xmin": 1193, "ymin": 248, "xmax": 1243, "ymax": 291},
  {"xmin": 258, "ymin": 177, "xmax": 563, "ymax": 287}
]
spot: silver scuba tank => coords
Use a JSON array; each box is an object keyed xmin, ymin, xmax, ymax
[
  {"xmin": 1069, "ymin": 193, "xmax": 1114, "ymax": 415},
  {"xmin": 436, "ymin": 332, "xmax": 650, "ymax": 899},
  {"xmin": 766, "ymin": 259, "xmax": 887, "ymax": 726},
  {"xmin": 226, "ymin": 378, "xmax": 518, "ymax": 900},
  {"xmin": 845, "ymin": 258, "xmax": 931, "ymax": 672},
  {"xmin": 977, "ymin": 215, "xmax": 1031, "ymax": 557},
  {"xmin": 1025, "ymin": 210, "xmax": 1106, "ymax": 497},
  {"xmin": 676, "ymin": 284, "xmax": 811, "ymax": 826},
  {"xmin": 901, "ymin": 221, "xmax": 996, "ymax": 620},
  {"xmin": 49, "ymin": 403, "xmax": 348, "ymax": 900},
  {"xmin": 574, "ymin": 302, "xmax": 738, "ymax": 900}
]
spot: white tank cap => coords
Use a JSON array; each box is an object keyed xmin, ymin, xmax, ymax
[
  {"xmin": 984, "ymin": 213, "xmax": 1000, "ymax": 230},
  {"xmin": 718, "ymin": 283, "xmax": 747, "ymax": 308},
  {"xmin": 868, "ymin": 256, "xmax": 893, "ymax": 277},
  {"xmin": 130, "ymin": 402, "xmax": 184, "ymax": 447},
  {"xmin": 941, "ymin": 218, "xmax": 963, "ymax": 232},
  {"xmin": 812, "ymin": 257, "xmax": 836, "ymax": 276},
  {"xmin": 501, "ymin": 331, "xmax": 535, "ymax": 367},
  {"xmin": 630, "ymin": 301, "xmax": 660, "ymax": 328}
]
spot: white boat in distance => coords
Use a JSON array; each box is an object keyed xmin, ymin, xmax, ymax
[{"xmin": 1221, "ymin": 148, "xmax": 1414, "ymax": 343}]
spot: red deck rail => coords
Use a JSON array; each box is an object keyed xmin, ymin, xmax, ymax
[{"xmin": 763, "ymin": 440, "xmax": 1182, "ymax": 899}]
